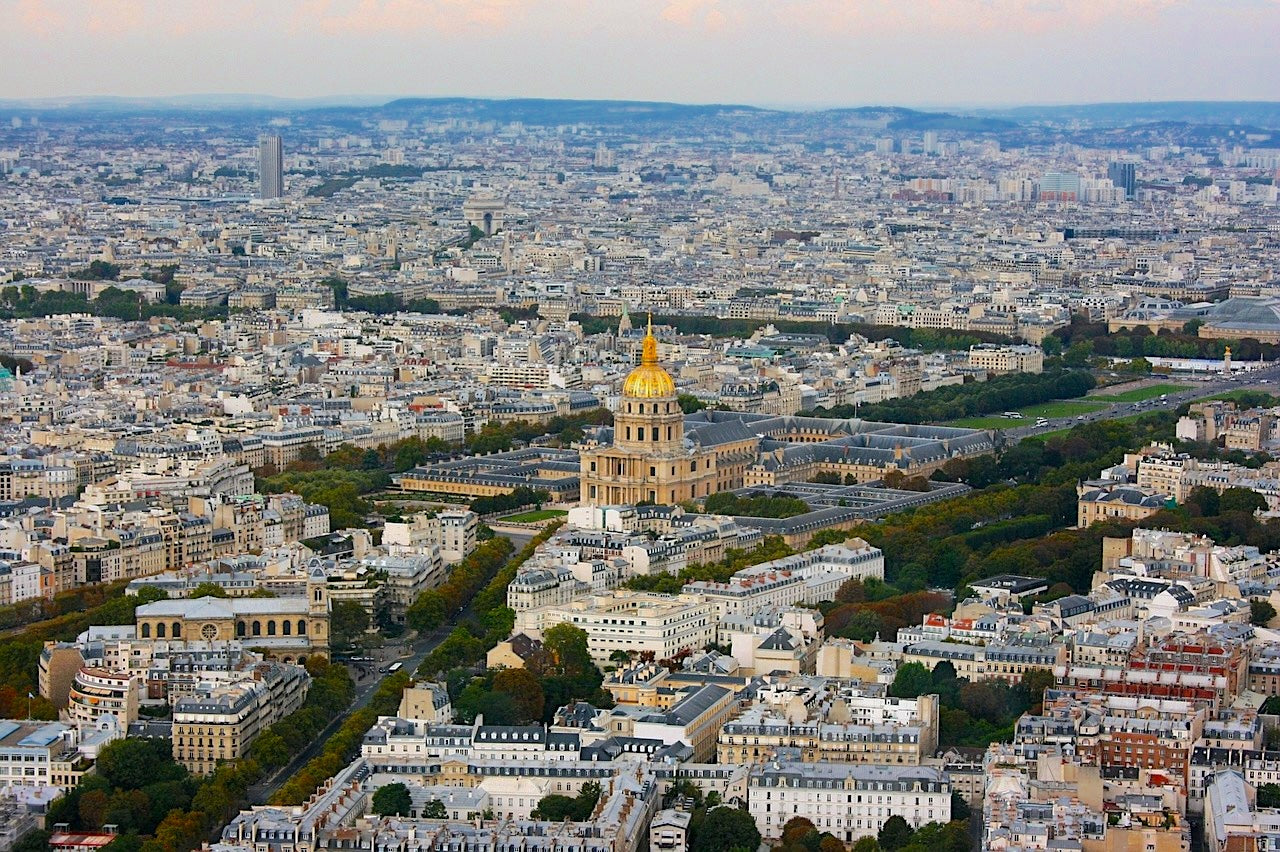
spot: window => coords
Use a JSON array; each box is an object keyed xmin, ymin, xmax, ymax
[
  {"xmin": 252, "ymin": 620, "xmax": 261, "ymax": 636},
  {"xmin": 236, "ymin": 620, "xmax": 246, "ymax": 637},
  {"xmin": 141, "ymin": 623, "xmax": 151, "ymax": 638},
  {"xmin": 172, "ymin": 622, "xmax": 182, "ymax": 638},
  {"xmin": 156, "ymin": 622, "xmax": 166, "ymax": 638},
  {"xmin": 650, "ymin": 466, "xmax": 656, "ymax": 477},
  {"xmin": 282, "ymin": 620, "xmax": 292, "ymax": 635},
  {"xmin": 298, "ymin": 619, "xmax": 306, "ymax": 634},
  {"xmin": 651, "ymin": 427, "xmax": 659, "ymax": 441}
]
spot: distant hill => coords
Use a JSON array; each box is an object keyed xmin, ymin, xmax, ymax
[
  {"xmin": 379, "ymin": 97, "xmax": 774, "ymax": 125},
  {"xmin": 975, "ymin": 101, "xmax": 1280, "ymax": 129},
  {"xmin": 2, "ymin": 94, "xmax": 1276, "ymax": 138}
]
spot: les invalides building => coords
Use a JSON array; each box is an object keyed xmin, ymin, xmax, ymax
[{"xmin": 579, "ymin": 320, "xmax": 754, "ymax": 505}]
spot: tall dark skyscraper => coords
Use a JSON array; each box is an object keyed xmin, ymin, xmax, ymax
[
  {"xmin": 258, "ymin": 134, "xmax": 283, "ymax": 199},
  {"xmin": 1108, "ymin": 161, "xmax": 1136, "ymax": 200}
]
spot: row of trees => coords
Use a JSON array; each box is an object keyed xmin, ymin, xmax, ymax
[
  {"xmin": 470, "ymin": 486, "xmax": 551, "ymax": 517},
  {"xmin": 270, "ymin": 669, "xmax": 410, "ymax": 807},
  {"xmin": 0, "ymin": 284, "xmax": 224, "ymax": 323},
  {"xmin": 571, "ymin": 313, "xmax": 1012, "ymax": 351},
  {"xmin": 414, "ymin": 521, "xmax": 566, "ymax": 679},
  {"xmin": 0, "ymin": 585, "xmax": 172, "ymax": 722},
  {"xmin": 698, "ymin": 491, "xmax": 812, "ymax": 518},
  {"xmin": 465, "ymin": 408, "xmax": 613, "ymax": 455},
  {"xmin": 0, "ymin": 578, "xmax": 135, "ymax": 633},
  {"xmin": 1051, "ymin": 316, "xmax": 1280, "ymax": 362},
  {"xmin": 405, "ymin": 536, "xmax": 517, "ymax": 632},
  {"xmin": 256, "ymin": 435, "xmax": 464, "ymax": 530},
  {"xmin": 805, "ymin": 368, "xmax": 1096, "ymax": 424}
]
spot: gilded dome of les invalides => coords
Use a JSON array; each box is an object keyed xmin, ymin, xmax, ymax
[{"xmin": 621, "ymin": 318, "xmax": 676, "ymax": 399}]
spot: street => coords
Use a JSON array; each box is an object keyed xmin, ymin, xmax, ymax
[
  {"xmin": 1001, "ymin": 366, "xmax": 1280, "ymax": 445},
  {"xmin": 246, "ymin": 525, "xmax": 532, "ymax": 805}
]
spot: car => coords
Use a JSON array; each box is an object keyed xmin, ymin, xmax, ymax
[{"xmin": 1076, "ymin": 415, "xmax": 1086, "ymax": 420}]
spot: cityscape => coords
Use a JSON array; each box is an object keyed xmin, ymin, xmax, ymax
[{"xmin": 1, "ymin": 5, "xmax": 1280, "ymax": 852}]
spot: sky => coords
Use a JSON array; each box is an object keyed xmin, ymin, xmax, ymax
[{"xmin": 4, "ymin": 0, "xmax": 1279, "ymax": 107}]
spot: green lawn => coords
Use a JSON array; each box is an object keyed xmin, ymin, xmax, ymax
[
  {"xmin": 948, "ymin": 399, "xmax": 1108, "ymax": 429},
  {"xmin": 500, "ymin": 509, "xmax": 568, "ymax": 523},
  {"xmin": 1091, "ymin": 383, "xmax": 1189, "ymax": 402}
]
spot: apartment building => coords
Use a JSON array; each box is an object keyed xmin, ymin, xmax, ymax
[
  {"xmin": 171, "ymin": 662, "xmax": 309, "ymax": 775},
  {"xmin": 512, "ymin": 590, "xmax": 716, "ymax": 665},
  {"xmin": 65, "ymin": 668, "xmax": 139, "ymax": 727},
  {"xmin": 967, "ymin": 343, "xmax": 1045, "ymax": 375},
  {"xmin": 901, "ymin": 639, "xmax": 1066, "ymax": 683},
  {"xmin": 0, "ymin": 718, "xmax": 120, "ymax": 792},
  {"xmin": 717, "ymin": 691, "xmax": 939, "ymax": 766},
  {"xmin": 747, "ymin": 762, "xmax": 951, "ymax": 844},
  {"xmin": 683, "ymin": 539, "xmax": 883, "ymax": 619}
]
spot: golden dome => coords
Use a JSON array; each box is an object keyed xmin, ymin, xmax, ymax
[{"xmin": 622, "ymin": 317, "xmax": 676, "ymax": 399}]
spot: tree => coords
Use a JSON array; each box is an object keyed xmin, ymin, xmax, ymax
[
  {"xmin": 838, "ymin": 609, "xmax": 884, "ymax": 642},
  {"xmin": 12, "ymin": 830, "xmax": 52, "ymax": 852},
  {"xmin": 330, "ymin": 600, "xmax": 370, "ymax": 647},
  {"xmin": 95, "ymin": 738, "xmax": 166, "ymax": 791},
  {"xmin": 950, "ymin": 793, "xmax": 971, "ymax": 821},
  {"xmin": 692, "ymin": 806, "xmax": 761, "ymax": 852},
  {"xmin": 371, "ymin": 782, "xmax": 413, "ymax": 816},
  {"xmin": 79, "ymin": 788, "xmax": 111, "ymax": 829},
  {"xmin": 836, "ymin": 577, "xmax": 869, "ymax": 604},
  {"xmin": 781, "ymin": 817, "xmax": 817, "ymax": 844},
  {"xmin": 678, "ymin": 394, "xmax": 707, "ymax": 414},
  {"xmin": 532, "ymin": 782, "xmax": 600, "ymax": 821},
  {"xmin": 406, "ymin": 589, "xmax": 448, "ymax": 632},
  {"xmin": 1221, "ymin": 487, "xmax": 1267, "ymax": 515},
  {"xmin": 188, "ymin": 582, "xmax": 228, "ymax": 598},
  {"xmin": 877, "ymin": 815, "xmax": 914, "ymax": 852},
  {"xmin": 532, "ymin": 793, "xmax": 579, "ymax": 821},
  {"xmin": 1021, "ymin": 668, "xmax": 1057, "ymax": 714},
  {"xmin": 889, "ymin": 662, "xmax": 933, "ymax": 699},
  {"xmin": 541, "ymin": 622, "xmax": 593, "ymax": 678},
  {"xmin": 492, "ymin": 668, "xmax": 545, "ymax": 724},
  {"xmin": 1252, "ymin": 600, "xmax": 1278, "ymax": 627},
  {"xmin": 1260, "ymin": 784, "xmax": 1280, "ymax": 809},
  {"xmin": 851, "ymin": 839, "xmax": 882, "ymax": 852},
  {"xmin": 423, "ymin": 799, "xmax": 448, "ymax": 819}
]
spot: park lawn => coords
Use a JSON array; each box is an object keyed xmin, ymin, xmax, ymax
[
  {"xmin": 948, "ymin": 399, "xmax": 1108, "ymax": 429},
  {"xmin": 500, "ymin": 509, "xmax": 569, "ymax": 523},
  {"xmin": 1091, "ymin": 383, "xmax": 1189, "ymax": 402}
]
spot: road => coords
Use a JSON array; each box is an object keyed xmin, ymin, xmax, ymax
[
  {"xmin": 246, "ymin": 623, "xmax": 452, "ymax": 804},
  {"xmin": 1000, "ymin": 367, "xmax": 1280, "ymax": 444},
  {"xmin": 246, "ymin": 525, "xmax": 535, "ymax": 806}
]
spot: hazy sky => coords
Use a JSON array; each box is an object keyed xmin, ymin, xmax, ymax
[{"xmin": 5, "ymin": 0, "xmax": 1279, "ymax": 107}]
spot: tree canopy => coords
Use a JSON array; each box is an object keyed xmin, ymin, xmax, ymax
[{"xmin": 371, "ymin": 783, "xmax": 413, "ymax": 817}]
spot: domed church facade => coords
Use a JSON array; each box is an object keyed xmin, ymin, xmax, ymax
[{"xmin": 580, "ymin": 320, "xmax": 735, "ymax": 505}]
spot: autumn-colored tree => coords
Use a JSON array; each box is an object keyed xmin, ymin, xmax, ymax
[{"xmin": 492, "ymin": 668, "xmax": 545, "ymax": 724}]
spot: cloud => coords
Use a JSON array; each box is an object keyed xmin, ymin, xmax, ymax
[
  {"xmin": 288, "ymin": 0, "xmax": 522, "ymax": 36},
  {"xmin": 15, "ymin": 0, "xmax": 68, "ymax": 36}
]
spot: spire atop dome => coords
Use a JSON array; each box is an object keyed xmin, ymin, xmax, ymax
[
  {"xmin": 623, "ymin": 315, "xmax": 675, "ymax": 399},
  {"xmin": 641, "ymin": 313, "xmax": 658, "ymax": 365}
]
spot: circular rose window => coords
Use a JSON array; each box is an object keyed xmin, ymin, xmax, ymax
[{"xmin": 201, "ymin": 623, "xmax": 218, "ymax": 640}]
